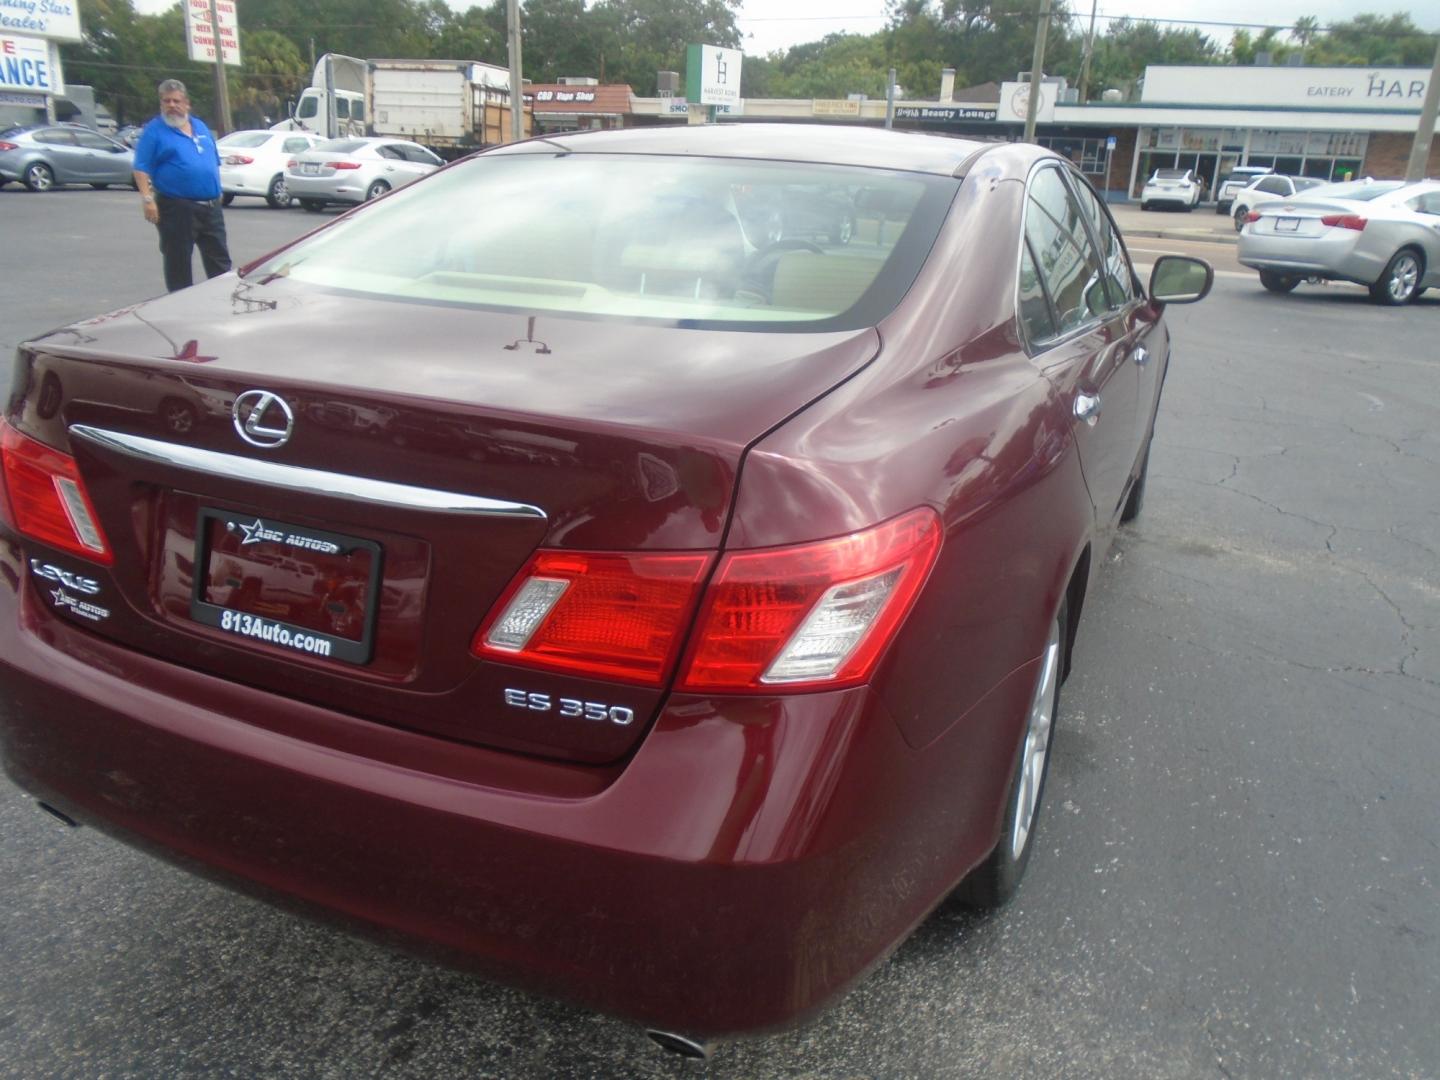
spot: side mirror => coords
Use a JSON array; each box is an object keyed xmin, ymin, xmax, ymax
[{"xmin": 1149, "ymin": 255, "xmax": 1213, "ymax": 305}]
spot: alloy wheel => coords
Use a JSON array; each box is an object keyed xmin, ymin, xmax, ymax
[
  {"xmin": 1010, "ymin": 615, "xmax": 1061, "ymax": 858},
  {"xmin": 1387, "ymin": 253, "xmax": 1420, "ymax": 302}
]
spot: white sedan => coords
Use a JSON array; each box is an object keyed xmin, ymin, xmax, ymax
[
  {"xmin": 286, "ymin": 137, "xmax": 444, "ymax": 211},
  {"xmin": 1140, "ymin": 168, "xmax": 1203, "ymax": 212},
  {"xmin": 219, "ymin": 130, "xmax": 322, "ymax": 208}
]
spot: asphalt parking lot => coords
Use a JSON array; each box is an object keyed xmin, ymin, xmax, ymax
[{"xmin": 1, "ymin": 188, "xmax": 1437, "ymax": 1079}]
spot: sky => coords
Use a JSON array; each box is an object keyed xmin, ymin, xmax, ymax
[
  {"xmin": 126, "ymin": 0, "xmax": 1440, "ymax": 59},
  {"xmin": 733, "ymin": 1, "xmax": 1440, "ymax": 56}
]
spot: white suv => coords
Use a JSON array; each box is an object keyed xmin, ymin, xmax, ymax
[
  {"xmin": 1231, "ymin": 174, "xmax": 1327, "ymax": 231},
  {"xmin": 1141, "ymin": 168, "xmax": 1204, "ymax": 212}
]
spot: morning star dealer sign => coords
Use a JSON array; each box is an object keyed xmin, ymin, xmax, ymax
[{"xmin": 0, "ymin": 0, "xmax": 80, "ymax": 42}]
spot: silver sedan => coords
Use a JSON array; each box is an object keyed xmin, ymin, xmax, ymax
[
  {"xmin": 284, "ymin": 137, "xmax": 443, "ymax": 211},
  {"xmin": 1237, "ymin": 179, "xmax": 1440, "ymax": 305},
  {"xmin": 0, "ymin": 123, "xmax": 136, "ymax": 192}
]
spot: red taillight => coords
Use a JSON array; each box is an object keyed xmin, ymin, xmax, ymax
[
  {"xmin": 1245, "ymin": 211, "xmax": 1261, "ymax": 223},
  {"xmin": 0, "ymin": 141, "xmax": 18, "ymax": 151},
  {"xmin": 677, "ymin": 508, "xmax": 943, "ymax": 692},
  {"xmin": 1320, "ymin": 213, "xmax": 1367, "ymax": 231},
  {"xmin": 224, "ymin": 154, "xmax": 253, "ymax": 165},
  {"xmin": 332, "ymin": 161, "xmax": 361, "ymax": 170},
  {"xmin": 0, "ymin": 419, "xmax": 113, "ymax": 564},
  {"xmin": 473, "ymin": 551, "xmax": 713, "ymax": 685},
  {"xmin": 286, "ymin": 158, "xmax": 297, "ymax": 168}
]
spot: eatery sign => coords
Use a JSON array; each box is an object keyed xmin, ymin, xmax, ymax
[{"xmin": 183, "ymin": 0, "xmax": 241, "ymax": 66}]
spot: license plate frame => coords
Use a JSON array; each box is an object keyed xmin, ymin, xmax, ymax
[
  {"xmin": 302, "ymin": 162, "xmax": 319, "ymax": 175},
  {"xmin": 1275, "ymin": 216, "xmax": 1301, "ymax": 232},
  {"xmin": 189, "ymin": 507, "xmax": 383, "ymax": 666}
]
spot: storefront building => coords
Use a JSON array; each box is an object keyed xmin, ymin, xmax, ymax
[
  {"xmin": 628, "ymin": 63, "xmax": 1440, "ymax": 204},
  {"xmin": 525, "ymin": 80, "xmax": 634, "ymax": 134}
]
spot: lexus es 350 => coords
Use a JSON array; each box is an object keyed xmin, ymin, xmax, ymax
[{"xmin": 0, "ymin": 124, "xmax": 1210, "ymax": 1048}]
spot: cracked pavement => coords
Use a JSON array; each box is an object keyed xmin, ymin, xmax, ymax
[{"xmin": 0, "ymin": 192, "xmax": 1437, "ymax": 1079}]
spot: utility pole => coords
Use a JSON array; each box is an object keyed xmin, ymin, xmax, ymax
[
  {"xmin": 208, "ymin": 0, "xmax": 233, "ymax": 133},
  {"xmin": 1023, "ymin": 0, "xmax": 1052, "ymax": 144},
  {"xmin": 885, "ymin": 67, "xmax": 896, "ymax": 129},
  {"xmin": 506, "ymin": 0, "xmax": 524, "ymax": 143},
  {"xmin": 1077, "ymin": 0, "xmax": 1098, "ymax": 104},
  {"xmin": 1405, "ymin": 36, "xmax": 1440, "ymax": 181}
]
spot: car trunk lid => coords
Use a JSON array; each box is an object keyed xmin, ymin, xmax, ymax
[{"xmin": 9, "ymin": 280, "xmax": 881, "ymax": 763}]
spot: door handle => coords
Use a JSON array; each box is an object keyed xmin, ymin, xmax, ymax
[
  {"xmin": 1132, "ymin": 345, "xmax": 1151, "ymax": 367},
  {"xmin": 1074, "ymin": 393, "xmax": 1101, "ymax": 425}
]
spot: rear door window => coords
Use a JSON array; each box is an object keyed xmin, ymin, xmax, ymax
[{"xmin": 1024, "ymin": 166, "xmax": 1110, "ymax": 336}]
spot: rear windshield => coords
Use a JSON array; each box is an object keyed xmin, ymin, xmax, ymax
[
  {"xmin": 243, "ymin": 153, "xmax": 956, "ymax": 332},
  {"xmin": 1154, "ymin": 169, "xmax": 1189, "ymax": 180},
  {"xmin": 315, "ymin": 138, "xmax": 367, "ymax": 153},
  {"xmin": 220, "ymin": 131, "xmax": 272, "ymax": 148},
  {"xmin": 1293, "ymin": 177, "xmax": 1324, "ymax": 191}
]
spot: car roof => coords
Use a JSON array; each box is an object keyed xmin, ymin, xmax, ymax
[{"xmin": 487, "ymin": 123, "xmax": 995, "ymax": 177}]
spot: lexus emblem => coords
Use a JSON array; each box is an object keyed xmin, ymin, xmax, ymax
[{"xmin": 232, "ymin": 390, "xmax": 295, "ymax": 449}]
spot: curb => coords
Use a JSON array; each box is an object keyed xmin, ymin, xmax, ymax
[{"xmin": 1122, "ymin": 228, "xmax": 1237, "ymax": 247}]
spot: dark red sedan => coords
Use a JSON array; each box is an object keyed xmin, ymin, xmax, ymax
[{"xmin": 0, "ymin": 125, "xmax": 1210, "ymax": 1050}]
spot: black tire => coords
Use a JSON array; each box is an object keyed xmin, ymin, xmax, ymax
[
  {"xmin": 1259, "ymin": 270, "xmax": 1299, "ymax": 294},
  {"xmin": 1233, "ymin": 206, "xmax": 1248, "ymax": 232},
  {"xmin": 220, "ymin": 193, "xmax": 235, "ymax": 206},
  {"xmin": 23, "ymin": 162, "xmax": 55, "ymax": 192},
  {"xmin": 265, "ymin": 174, "xmax": 291, "ymax": 209},
  {"xmin": 300, "ymin": 199, "xmax": 325, "ymax": 212},
  {"xmin": 1121, "ymin": 444, "xmax": 1150, "ymax": 523},
  {"xmin": 364, "ymin": 179, "xmax": 390, "ymax": 201},
  {"xmin": 956, "ymin": 598, "xmax": 1067, "ymax": 909},
  {"xmin": 90, "ymin": 182, "xmax": 109, "ymax": 190},
  {"xmin": 1140, "ymin": 202, "xmax": 1151, "ymax": 211},
  {"xmin": 1368, "ymin": 249, "xmax": 1424, "ymax": 306},
  {"xmin": 158, "ymin": 397, "xmax": 199, "ymax": 435}
]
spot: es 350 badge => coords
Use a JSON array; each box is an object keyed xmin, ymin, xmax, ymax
[{"xmin": 30, "ymin": 558, "xmax": 112, "ymax": 623}]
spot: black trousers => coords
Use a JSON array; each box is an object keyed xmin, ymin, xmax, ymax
[{"xmin": 155, "ymin": 194, "xmax": 232, "ymax": 292}]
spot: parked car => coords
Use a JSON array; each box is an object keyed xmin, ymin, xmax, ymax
[
  {"xmin": 0, "ymin": 124, "xmax": 1211, "ymax": 1048},
  {"xmin": 1237, "ymin": 178, "xmax": 1440, "ymax": 304},
  {"xmin": 219, "ymin": 129, "xmax": 322, "ymax": 208},
  {"xmin": 1140, "ymin": 167, "xmax": 1204, "ymax": 211},
  {"xmin": 1229, "ymin": 173, "xmax": 1326, "ymax": 230},
  {"xmin": 116, "ymin": 124, "xmax": 143, "ymax": 148},
  {"xmin": 0, "ymin": 124, "xmax": 135, "ymax": 192},
  {"xmin": 284, "ymin": 136, "xmax": 442, "ymax": 210},
  {"xmin": 1214, "ymin": 165, "xmax": 1272, "ymax": 213}
]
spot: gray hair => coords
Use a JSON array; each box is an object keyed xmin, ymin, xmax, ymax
[{"xmin": 158, "ymin": 79, "xmax": 188, "ymax": 98}]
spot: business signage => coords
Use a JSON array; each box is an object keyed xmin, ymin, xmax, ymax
[
  {"xmin": 663, "ymin": 96, "xmax": 742, "ymax": 117},
  {"xmin": 1141, "ymin": 65, "xmax": 1432, "ymax": 110},
  {"xmin": 0, "ymin": 33, "xmax": 59, "ymax": 93},
  {"xmin": 534, "ymin": 89, "xmax": 596, "ymax": 104},
  {"xmin": 812, "ymin": 99, "xmax": 861, "ymax": 116},
  {"xmin": 183, "ymin": 0, "xmax": 240, "ymax": 67},
  {"xmin": 0, "ymin": 0, "xmax": 79, "ymax": 43},
  {"xmin": 685, "ymin": 43, "xmax": 742, "ymax": 108},
  {"xmin": 998, "ymin": 81, "xmax": 1056, "ymax": 124},
  {"xmin": 894, "ymin": 104, "xmax": 997, "ymax": 123}
]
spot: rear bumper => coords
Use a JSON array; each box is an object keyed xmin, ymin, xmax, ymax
[
  {"xmin": 1237, "ymin": 230, "xmax": 1377, "ymax": 283},
  {"xmin": 0, "ymin": 536, "xmax": 1027, "ymax": 1034},
  {"xmin": 284, "ymin": 173, "xmax": 364, "ymax": 204},
  {"xmin": 219, "ymin": 164, "xmax": 276, "ymax": 197}
]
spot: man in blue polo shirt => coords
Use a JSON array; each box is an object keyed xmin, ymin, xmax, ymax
[{"xmin": 132, "ymin": 79, "xmax": 233, "ymax": 292}]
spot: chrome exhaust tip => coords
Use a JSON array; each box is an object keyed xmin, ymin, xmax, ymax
[{"xmin": 645, "ymin": 1030, "xmax": 713, "ymax": 1059}]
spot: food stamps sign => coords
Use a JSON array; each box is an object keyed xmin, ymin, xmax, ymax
[
  {"xmin": 0, "ymin": 0, "xmax": 80, "ymax": 42},
  {"xmin": 184, "ymin": 0, "xmax": 241, "ymax": 66},
  {"xmin": 685, "ymin": 43, "xmax": 741, "ymax": 109}
]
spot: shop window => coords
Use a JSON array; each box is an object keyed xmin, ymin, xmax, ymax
[{"xmin": 1273, "ymin": 157, "xmax": 1302, "ymax": 176}]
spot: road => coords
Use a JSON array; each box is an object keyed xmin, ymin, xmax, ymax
[{"xmin": 1, "ymin": 188, "xmax": 1437, "ymax": 1079}]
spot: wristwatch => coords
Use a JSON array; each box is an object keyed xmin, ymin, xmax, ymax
[{"xmin": 142, "ymin": 194, "xmax": 156, "ymax": 204}]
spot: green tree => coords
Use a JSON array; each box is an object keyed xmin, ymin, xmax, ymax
[
  {"xmin": 586, "ymin": 0, "xmax": 741, "ymax": 93},
  {"xmin": 1087, "ymin": 19, "xmax": 1220, "ymax": 101}
]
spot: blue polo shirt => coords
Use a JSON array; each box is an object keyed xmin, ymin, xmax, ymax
[{"xmin": 133, "ymin": 115, "xmax": 222, "ymax": 200}]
